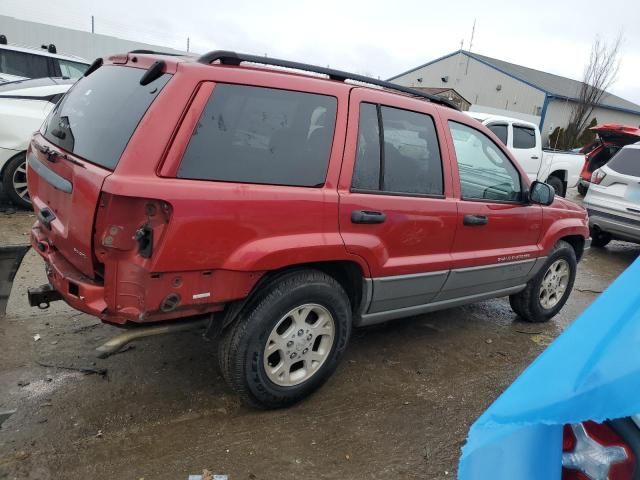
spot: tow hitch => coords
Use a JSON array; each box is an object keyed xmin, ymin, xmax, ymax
[
  {"xmin": 27, "ymin": 283, "xmax": 63, "ymax": 309},
  {"xmin": 0, "ymin": 245, "xmax": 30, "ymax": 316}
]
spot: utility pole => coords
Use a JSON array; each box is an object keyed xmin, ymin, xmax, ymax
[
  {"xmin": 91, "ymin": 15, "xmax": 95, "ymax": 34},
  {"xmin": 464, "ymin": 18, "xmax": 476, "ymax": 75},
  {"xmin": 187, "ymin": 37, "xmax": 190, "ymax": 52}
]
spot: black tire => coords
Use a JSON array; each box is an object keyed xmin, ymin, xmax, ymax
[
  {"xmin": 546, "ymin": 175, "xmax": 565, "ymax": 197},
  {"xmin": 590, "ymin": 229, "xmax": 612, "ymax": 248},
  {"xmin": 577, "ymin": 182, "xmax": 588, "ymax": 196},
  {"xmin": 217, "ymin": 270, "xmax": 352, "ymax": 409},
  {"xmin": 509, "ymin": 240, "xmax": 577, "ymax": 323},
  {"xmin": 2, "ymin": 152, "xmax": 31, "ymax": 209}
]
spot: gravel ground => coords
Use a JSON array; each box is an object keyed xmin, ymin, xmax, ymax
[{"xmin": 0, "ymin": 191, "xmax": 638, "ymax": 480}]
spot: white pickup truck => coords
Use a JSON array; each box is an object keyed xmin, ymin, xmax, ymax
[{"xmin": 467, "ymin": 112, "xmax": 584, "ymax": 197}]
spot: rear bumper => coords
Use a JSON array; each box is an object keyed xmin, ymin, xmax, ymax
[
  {"xmin": 31, "ymin": 225, "xmax": 109, "ymax": 317},
  {"xmin": 31, "ymin": 224, "xmax": 243, "ymax": 325},
  {"xmin": 587, "ymin": 207, "xmax": 640, "ymax": 243}
]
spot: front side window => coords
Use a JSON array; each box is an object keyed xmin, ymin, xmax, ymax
[
  {"xmin": 513, "ymin": 125, "xmax": 536, "ymax": 149},
  {"xmin": 486, "ymin": 123, "xmax": 508, "ymax": 146},
  {"xmin": 0, "ymin": 49, "xmax": 49, "ymax": 78},
  {"xmin": 449, "ymin": 121, "xmax": 522, "ymax": 202},
  {"xmin": 178, "ymin": 84, "xmax": 337, "ymax": 187},
  {"xmin": 58, "ymin": 59, "xmax": 88, "ymax": 79},
  {"xmin": 351, "ymin": 103, "xmax": 444, "ymax": 196}
]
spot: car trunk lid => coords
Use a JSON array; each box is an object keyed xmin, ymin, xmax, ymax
[
  {"xmin": 590, "ymin": 124, "xmax": 640, "ymax": 144},
  {"xmin": 26, "ymin": 63, "xmax": 172, "ymax": 279}
]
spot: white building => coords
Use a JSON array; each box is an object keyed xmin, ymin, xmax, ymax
[
  {"xmin": 0, "ymin": 14, "xmax": 187, "ymax": 64},
  {"xmin": 389, "ymin": 50, "xmax": 640, "ymax": 144}
]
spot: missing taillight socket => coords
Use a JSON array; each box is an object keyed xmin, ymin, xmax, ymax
[
  {"xmin": 134, "ymin": 224, "xmax": 153, "ymax": 258},
  {"xmin": 68, "ymin": 282, "xmax": 79, "ymax": 297}
]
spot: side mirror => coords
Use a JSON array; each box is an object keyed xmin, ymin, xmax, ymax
[{"xmin": 529, "ymin": 181, "xmax": 555, "ymax": 206}]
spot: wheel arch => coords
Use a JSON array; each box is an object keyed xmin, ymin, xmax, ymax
[
  {"xmin": 217, "ymin": 260, "xmax": 367, "ymax": 332},
  {"xmin": 559, "ymin": 234, "xmax": 586, "ymax": 261}
]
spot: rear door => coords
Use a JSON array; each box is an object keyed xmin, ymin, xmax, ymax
[
  {"xmin": 27, "ymin": 65, "xmax": 171, "ymax": 278},
  {"xmin": 338, "ymin": 88, "xmax": 458, "ymax": 314},
  {"xmin": 439, "ymin": 119, "xmax": 543, "ymax": 301}
]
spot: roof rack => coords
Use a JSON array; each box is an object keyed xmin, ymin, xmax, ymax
[
  {"xmin": 197, "ymin": 50, "xmax": 459, "ymax": 110},
  {"xmin": 128, "ymin": 49, "xmax": 185, "ymax": 57}
]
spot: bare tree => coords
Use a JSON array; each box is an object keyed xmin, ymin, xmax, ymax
[{"xmin": 564, "ymin": 35, "xmax": 622, "ymax": 148}]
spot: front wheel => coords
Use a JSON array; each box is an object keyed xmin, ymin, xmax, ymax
[
  {"xmin": 509, "ymin": 240, "xmax": 577, "ymax": 323},
  {"xmin": 590, "ymin": 229, "xmax": 611, "ymax": 248},
  {"xmin": 217, "ymin": 270, "xmax": 352, "ymax": 408}
]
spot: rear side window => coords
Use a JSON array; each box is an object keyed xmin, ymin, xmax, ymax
[
  {"xmin": 0, "ymin": 49, "xmax": 49, "ymax": 78},
  {"xmin": 487, "ymin": 123, "xmax": 508, "ymax": 146},
  {"xmin": 607, "ymin": 148, "xmax": 640, "ymax": 177},
  {"xmin": 513, "ymin": 125, "xmax": 536, "ymax": 149},
  {"xmin": 41, "ymin": 66, "xmax": 171, "ymax": 170},
  {"xmin": 351, "ymin": 103, "xmax": 443, "ymax": 196},
  {"xmin": 177, "ymin": 84, "xmax": 337, "ymax": 187}
]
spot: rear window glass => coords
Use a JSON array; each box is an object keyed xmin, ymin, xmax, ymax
[
  {"xmin": 513, "ymin": 125, "xmax": 536, "ymax": 149},
  {"xmin": 177, "ymin": 84, "xmax": 337, "ymax": 187},
  {"xmin": 607, "ymin": 148, "xmax": 640, "ymax": 177},
  {"xmin": 41, "ymin": 65, "xmax": 171, "ymax": 170}
]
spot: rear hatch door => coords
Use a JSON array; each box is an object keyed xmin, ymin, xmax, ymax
[
  {"xmin": 27, "ymin": 64, "xmax": 172, "ymax": 278},
  {"xmin": 590, "ymin": 124, "xmax": 640, "ymax": 146}
]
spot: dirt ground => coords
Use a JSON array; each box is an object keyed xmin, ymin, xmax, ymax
[{"xmin": 0, "ymin": 192, "xmax": 638, "ymax": 480}]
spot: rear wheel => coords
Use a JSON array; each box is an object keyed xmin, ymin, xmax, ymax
[
  {"xmin": 2, "ymin": 152, "xmax": 31, "ymax": 209},
  {"xmin": 217, "ymin": 270, "xmax": 352, "ymax": 408},
  {"xmin": 577, "ymin": 182, "xmax": 588, "ymax": 196},
  {"xmin": 546, "ymin": 175, "xmax": 565, "ymax": 197},
  {"xmin": 509, "ymin": 240, "xmax": 577, "ymax": 323},
  {"xmin": 590, "ymin": 229, "xmax": 612, "ymax": 248}
]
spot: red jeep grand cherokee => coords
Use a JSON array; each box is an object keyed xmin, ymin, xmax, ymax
[{"xmin": 26, "ymin": 50, "xmax": 589, "ymax": 408}]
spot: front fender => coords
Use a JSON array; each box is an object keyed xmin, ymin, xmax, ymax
[{"xmin": 538, "ymin": 216, "xmax": 588, "ymax": 255}]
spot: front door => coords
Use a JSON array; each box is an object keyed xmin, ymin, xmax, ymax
[
  {"xmin": 338, "ymin": 88, "xmax": 458, "ymax": 315},
  {"xmin": 438, "ymin": 119, "xmax": 543, "ymax": 301}
]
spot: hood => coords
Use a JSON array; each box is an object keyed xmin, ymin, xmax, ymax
[{"xmin": 551, "ymin": 195, "xmax": 584, "ymax": 213}]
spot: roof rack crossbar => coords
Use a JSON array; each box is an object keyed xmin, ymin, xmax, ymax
[{"xmin": 196, "ymin": 50, "xmax": 459, "ymax": 110}]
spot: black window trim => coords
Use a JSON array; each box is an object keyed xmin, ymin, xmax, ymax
[
  {"xmin": 448, "ymin": 120, "xmax": 526, "ymax": 205},
  {"xmin": 349, "ymin": 101, "xmax": 446, "ymax": 198}
]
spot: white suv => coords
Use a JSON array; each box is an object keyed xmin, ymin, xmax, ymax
[
  {"xmin": 0, "ymin": 36, "xmax": 88, "ymax": 83},
  {"xmin": 584, "ymin": 142, "xmax": 640, "ymax": 247}
]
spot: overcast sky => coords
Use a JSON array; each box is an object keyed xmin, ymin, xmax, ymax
[{"xmin": 3, "ymin": 0, "xmax": 639, "ymax": 104}]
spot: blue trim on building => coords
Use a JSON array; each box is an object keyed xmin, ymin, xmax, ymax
[
  {"xmin": 539, "ymin": 94, "xmax": 549, "ymax": 130},
  {"xmin": 546, "ymin": 94, "xmax": 640, "ymax": 116}
]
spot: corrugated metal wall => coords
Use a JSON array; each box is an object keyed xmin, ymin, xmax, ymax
[{"xmin": 0, "ymin": 15, "xmax": 187, "ymax": 63}]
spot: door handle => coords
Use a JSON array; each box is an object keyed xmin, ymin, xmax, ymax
[
  {"xmin": 351, "ymin": 210, "xmax": 386, "ymax": 224},
  {"xmin": 463, "ymin": 214, "xmax": 488, "ymax": 226},
  {"xmin": 531, "ymin": 156, "xmax": 539, "ymax": 159}
]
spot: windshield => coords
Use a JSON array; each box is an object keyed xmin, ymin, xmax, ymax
[{"xmin": 41, "ymin": 65, "xmax": 171, "ymax": 170}]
